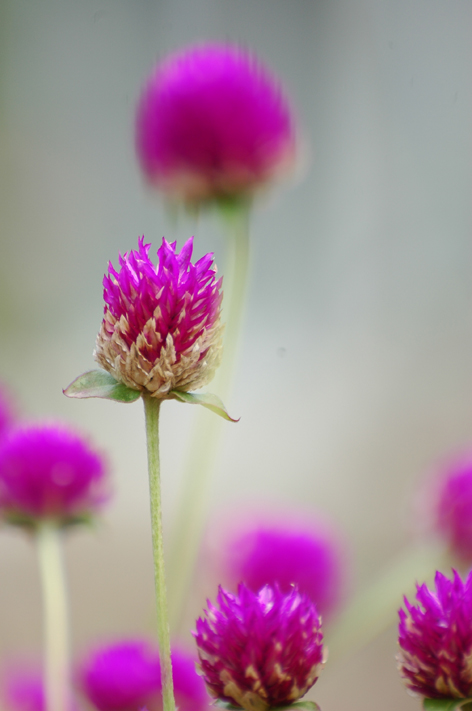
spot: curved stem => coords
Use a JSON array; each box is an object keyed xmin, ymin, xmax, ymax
[
  {"xmin": 167, "ymin": 201, "xmax": 251, "ymax": 633},
  {"xmin": 36, "ymin": 523, "xmax": 70, "ymax": 711},
  {"xmin": 143, "ymin": 394, "xmax": 175, "ymax": 711}
]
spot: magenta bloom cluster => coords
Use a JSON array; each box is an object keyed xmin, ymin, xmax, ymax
[
  {"xmin": 195, "ymin": 584, "xmax": 324, "ymax": 710},
  {"xmin": 398, "ymin": 569, "xmax": 472, "ymax": 698},
  {"xmin": 94, "ymin": 237, "xmax": 223, "ymax": 398},
  {"xmin": 0, "ymin": 424, "xmax": 108, "ymax": 526},
  {"xmin": 136, "ymin": 43, "xmax": 296, "ymax": 203},
  {"xmin": 79, "ymin": 639, "xmax": 210, "ymax": 711},
  {"xmin": 429, "ymin": 452, "xmax": 472, "ymax": 563},
  {"xmin": 217, "ymin": 512, "xmax": 346, "ymax": 618}
]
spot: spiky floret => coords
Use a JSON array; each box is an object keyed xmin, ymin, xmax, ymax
[
  {"xmin": 195, "ymin": 584, "xmax": 325, "ymax": 711},
  {"xmin": 94, "ymin": 237, "xmax": 223, "ymax": 397},
  {"xmin": 398, "ymin": 570, "xmax": 472, "ymax": 698}
]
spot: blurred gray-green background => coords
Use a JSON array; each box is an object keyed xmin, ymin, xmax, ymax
[{"xmin": 1, "ymin": 2, "xmax": 471, "ymax": 710}]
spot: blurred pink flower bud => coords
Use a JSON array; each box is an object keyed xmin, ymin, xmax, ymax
[
  {"xmin": 205, "ymin": 507, "xmax": 348, "ymax": 619},
  {"xmin": 78, "ymin": 640, "xmax": 210, "ymax": 711},
  {"xmin": 398, "ymin": 569, "xmax": 472, "ymax": 699},
  {"xmin": 418, "ymin": 450, "xmax": 472, "ymax": 564},
  {"xmin": 195, "ymin": 584, "xmax": 325, "ymax": 709},
  {"xmin": 0, "ymin": 423, "xmax": 109, "ymax": 527},
  {"xmin": 1, "ymin": 662, "xmax": 77, "ymax": 711},
  {"xmin": 94, "ymin": 237, "xmax": 223, "ymax": 398},
  {"xmin": 135, "ymin": 43, "xmax": 296, "ymax": 204}
]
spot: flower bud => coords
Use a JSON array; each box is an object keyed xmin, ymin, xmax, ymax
[
  {"xmin": 136, "ymin": 43, "xmax": 296, "ymax": 205},
  {"xmin": 195, "ymin": 584, "xmax": 325, "ymax": 711},
  {"xmin": 94, "ymin": 237, "xmax": 223, "ymax": 398}
]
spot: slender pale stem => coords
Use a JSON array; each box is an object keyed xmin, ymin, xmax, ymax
[
  {"xmin": 36, "ymin": 522, "xmax": 70, "ymax": 711},
  {"xmin": 143, "ymin": 394, "xmax": 175, "ymax": 711},
  {"xmin": 167, "ymin": 201, "xmax": 251, "ymax": 633},
  {"xmin": 326, "ymin": 542, "xmax": 448, "ymax": 662}
]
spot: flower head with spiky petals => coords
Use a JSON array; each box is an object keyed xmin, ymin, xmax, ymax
[
  {"xmin": 195, "ymin": 584, "xmax": 325, "ymax": 711},
  {"xmin": 398, "ymin": 569, "xmax": 472, "ymax": 698},
  {"xmin": 78, "ymin": 639, "xmax": 210, "ymax": 711},
  {"xmin": 135, "ymin": 43, "xmax": 296, "ymax": 205},
  {"xmin": 94, "ymin": 237, "xmax": 223, "ymax": 398},
  {"xmin": 0, "ymin": 423, "xmax": 109, "ymax": 527}
]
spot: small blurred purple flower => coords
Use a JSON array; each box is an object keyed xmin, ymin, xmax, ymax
[
  {"xmin": 94, "ymin": 237, "xmax": 223, "ymax": 397},
  {"xmin": 206, "ymin": 508, "xmax": 348, "ymax": 619},
  {"xmin": 79, "ymin": 640, "xmax": 210, "ymax": 711},
  {"xmin": 135, "ymin": 43, "xmax": 296, "ymax": 204},
  {"xmin": 195, "ymin": 584, "xmax": 325, "ymax": 710},
  {"xmin": 422, "ymin": 451, "xmax": 472, "ymax": 564},
  {"xmin": 79, "ymin": 640, "xmax": 161, "ymax": 711},
  {"xmin": 0, "ymin": 423, "xmax": 109, "ymax": 526},
  {"xmin": 398, "ymin": 569, "xmax": 472, "ymax": 698},
  {"xmin": 2, "ymin": 665, "xmax": 44, "ymax": 711},
  {"xmin": 1, "ymin": 663, "xmax": 78, "ymax": 711}
]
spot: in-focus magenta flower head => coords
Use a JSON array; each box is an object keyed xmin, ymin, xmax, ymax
[
  {"xmin": 195, "ymin": 584, "xmax": 325, "ymax": 711},
  {"xmin": 0, "ymin": 423, "xmax": 109, "ymax": 527},
  {"xmin": 78, "ymin": 639, "xmax": 210, "ymax": 711},
  {"xmin": 398, "ymin": 569, "xmax": 472, "ymax": 699},
  {"xmin": 135, "ymin": 43, "xmax": 296, "ymax": 205},
  {"xmin": 94, "ymin": 237, "xmax": 223, "ymax": 398},
  {"xmin": 420, "ymin": 451, "xmax": 472, "ymax": 564},
  {"xmin": 205, "ymin": 507, "xmax": 348, "ymax": 619}
]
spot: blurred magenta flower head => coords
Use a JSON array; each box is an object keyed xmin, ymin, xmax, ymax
[
  {"xmin": 0, "ymin": 423, "xmax": 108, "ymax": 527},
  {"xmin": 195, "ymin": 584, "xmax": 325, "ymax": 710},
  {"xmin": 94, "ymin": 237, "xmax": 223, "ymax": 398},
  {"xmin": 398, "ymin": 569, "xmax": 472, "ymax": 698},
  {"xmin": 205, "ymin": 507, "xmax": 348, "ymax": 619},
  {"xmin": 79, "ymin": 640, "xmax": 210, "ymax": 711},
  {"xmin": 135, "ymin": 43, "xmax": 296, "ymax": 204},
  {"xmin": 2, "ymin": 664, "xmax": 44, "ymax": 711},
  {"xmin": 1, "ymin": 663, "xmax": 79, "ymax": 711},
  {"xmin": 420, "ymin": 451, "xmax": 472, "ymax": 564}
]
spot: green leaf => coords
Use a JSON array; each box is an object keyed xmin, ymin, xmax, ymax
[
  {"xmin": 276, "ymin": 703, "xmax": 320, "ymax": 711},
  {"xmin": 424, "ymin": 700, "xmax": 472, "ymax": 711},
  {"xmin": 169, "ymin": 390, "xmax": 239, "ymax": 422},
  {"xmin": 213, "ymin": 702, "xmax": 319, "ymax": 711},
  {"xmin": 63, "ymin": 370, "xmax": 141, "ymax": 403}
]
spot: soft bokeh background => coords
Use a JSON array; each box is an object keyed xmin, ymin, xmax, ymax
[{"xmin": 1, "ymin": 1, "xmax": 471, "ymax": 710}]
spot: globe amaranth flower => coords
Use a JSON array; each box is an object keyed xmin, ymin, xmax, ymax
[
  {"xmin": 0, "ymin": 423, "xmax": 109, "ymax": 526},
  {"xmin": 398, "ymin": 569, "xmax": 472, "ymax": 698},
  {"xmin": 135, "ymin": 43, "xmax": 296, "ymax": 204},
  {"xmin": 195, "ymin": 584, "xmax": 325, "ymax": 711},
  {"xmin": 422, "ymin": 451, "xmax": 472, "ymax": 564},
  {"xmin": 1, "ymin": 662, "xmax": 78, "ymax": 711},
  {"xmin": 207, "ymin": 508, "xmax": 348, "ymax": 619},
  {"xmin": 79, "ymin": 639, "xmax": 210, "ymax": 711},
  {"xmin": 94, "ymin": 237, "xmax": 223, "ymax": 398}
]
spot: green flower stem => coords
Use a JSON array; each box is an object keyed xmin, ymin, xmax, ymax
[
  {"xmin": 326, "ymin": 542, "xmax": 448, "ymax": 663},
  {"xmin": 36, "ymin": 522, "xmax": 70, "ymax": 711},
  {"xmin": 167, "ymin": 201, "xmax": 251, "ymax": 633},
  {"xmin": 143, "ymin": 394, "xmax": 175, "ymax": 711}
]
